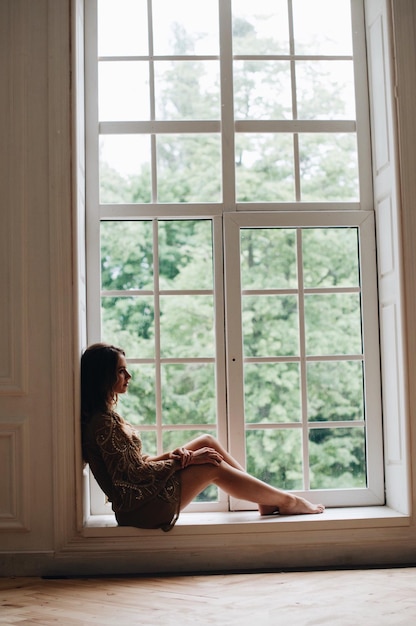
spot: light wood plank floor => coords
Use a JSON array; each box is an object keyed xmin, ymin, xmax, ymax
[{"xmin": 1, "ymin": 568, "xmax": 416, "ymax": 625}]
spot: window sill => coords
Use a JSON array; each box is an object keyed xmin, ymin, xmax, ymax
[{"xmin": 82, "ymin": 506, "xmax": 410, "ymax": 538}]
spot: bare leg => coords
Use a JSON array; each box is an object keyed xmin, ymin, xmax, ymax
[
  {"xmin": 179, "ymin": 460, "xmax": 325, "ymax": 515},
  {"xmin": 181, "ymin": 434, "xmax": 245, "ymax": 471}
]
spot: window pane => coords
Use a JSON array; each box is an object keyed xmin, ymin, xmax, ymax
[
  {"xmin": 101, "ymin": 296, "xmax": 155, "ymax": 358},
  {"xmin": 292, "ymin": 0, "xmax": 353, "ymax": 55},
  {"xmin": 232, "ymin": 0, "xmax": 290, "ymax": 55},
  {"xmin": 309, "ymin": 427, "xmax": 366, "ymax": 489},
  {"xmin": 138, "ymin": 431, "xmax": 157, "ymax": 457},
  {"xmin": 244, "ymin": 363, "xmax": 301, "ymax": 424},
  {"xmin": 161, "ymin": 364, "xmax": 216, "ymax": 425},
  {"xmin": 246, "ymin": 429, "xmax": 303, "ymax": 490},
  {"xmin": 299, "ymin": 133, "xmax": 359, "ymax": 201},
  {"xmin": 158, "ymin": 221, "xmax": 213, "ymax": 290},
  {"xmin": 101, "ymin": 221, "xmax": 154, "ymax": 291},
  {"xmin": 155, "ymin": 61, "xmax": 220, "ymax": 121},
  {"xmin": 117, "ymin": 364, "xmax": 156, "ymax": 426},
  {"xmin": 98, "ymin": 0, "xmax": 148, "ymax": 56},
  {"xmin": 302, "ymin": 228, "xmax": 359, "ymax": 288},
  {"xmin": 307, "ymin": 361, "xmax": 364, "ymax": 422},
  {"xmin": 160, "ymin": 295, "xmax": 215, "ymax": 358},
  {"xmin": 99, "ymin": 62, "xmax": 149, "ymax": 122},
  {"xmin": 234, "ymin": 61, "xmax": 292, "ymax": 120},
  {"xmin": 242, "ymin": 295, "xmax": 299, "ymax": 357},
  {"xmin": 157, "ymin": 135, "xmax": 221, "ymax": 202},
  {"xmin": 235, "ymin": 134, "xmax": 295, "ymax": 202},
  {"xmin": 152, "ymin": 0, "xmax": 219, "ymax": 55},
  {"xmin": 240, "ymin": 228, "xmax": 297, "ymax": 290},
  {"xmin": 99, "ymin": 135, "xmax": 151, "ymax": 203},
  {"xmin": 304, "ymin": 293, "xmax": 362, "ymax": 356},
  {"xmin": 296, "ymin": 61, "xmax": 356, "ymax": 120}
]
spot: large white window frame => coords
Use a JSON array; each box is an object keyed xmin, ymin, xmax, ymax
[{"xmin": 82, "ymin": 0, "xmax": 410, "ymax": 522}]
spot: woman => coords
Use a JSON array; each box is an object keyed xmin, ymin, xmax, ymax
[{"xmin": 81, "ymin": 343, "xmax": 324, "ymax": 532}]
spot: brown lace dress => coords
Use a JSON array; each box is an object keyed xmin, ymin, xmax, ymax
[{"xmin": 82, "ymin": 410, "xmax": 181, "ymax": 531}]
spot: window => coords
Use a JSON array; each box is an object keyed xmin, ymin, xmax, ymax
[{"xmin": 85, "ymin": 0, "xmax": 385, "ymax": 517}]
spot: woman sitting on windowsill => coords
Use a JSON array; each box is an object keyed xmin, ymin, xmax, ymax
[{"xmin": 81, "ymin": 343, "xmax": 324, "ymax": 532}]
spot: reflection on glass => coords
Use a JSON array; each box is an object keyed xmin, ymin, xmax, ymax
[
  {"xmin": 299, "ymin": 133, "xmax": 359, "ymax": 201},
  {"xmin": 161, "ymin": 364, "xmax": 216, "ymax": 425},
  {"xmin": 152, "ymin": 0, "xmax": 219, "ymax": 55},
  {"xmin": 246, "ymin": 429, "xmax": 303, "ymax": 490},
  {"xmin": 296, "ymin": 61, "xmax": 356, "ymax": 120},
  {"xmin": 98, "ymin": 0, "xmax": 148, "ymax": 56},
  {"xmin": 101, "ymin": 221, "xmax": 153, "ymax": 291},
  {"xmin": 101, "ymin": 296, "xmax": 155, "ymax": 358},
  {"xmin": 156, "ymin": 134, "xmax": 221, "ymax": 202},
  {"xmin": 240, "ymin": 228, "xmax": 297, "ymax": 290},
  {"xmin": 235, "ymin": 134, "xmax": 295, "ymax": 202},
  {"xmin": 117, "ymin": 364, "xmax": 156, "ymax": 426},
  {"xmin": 99, "ymin": 135, "xmax": 151, "ymax": 203},
  {"xmin": 158, "ymin": 221, "xmax": 213, "ymax": 290},
  {"xmin": 307, "ymin": 361, "xmax": 364, "ymax": 422},
  {"xmin": 232, "ymin": 0, "xmax": 290, "ymax": 55},
  {"xmin": 154, "ymin": 61, "xmax": 220, "ymax": 121},
  {"xmin": 234, "ymin": 61, "xmax": 292, "ymax": 120},
  {"xmin": 302, "ymin": 228, "xmax": 359, "ymax": 288},
  {"xmin": 99, "ymin": 62, "xmax": 149, "ymax": 122},
  {"xmin": 242, "ymin": 295, "xmax": 299, "ymax": 357},
  {"xmin": 160, "ymin": 295, "xmax": 215, "ymax": 358},
  {"xmin": 292, "ymin": 0, "xmax": 353, "ymax": 55},
  {"xmin": 304, "ymin": 293, "xmax": 362, "ymax": 356},
  {"xmin": 244, "ymin": 363, "xmax": 301, "ymax": 424},
  {"xmin": 309, "ymin": 427, "xmax": 366, "ymax": 488}
]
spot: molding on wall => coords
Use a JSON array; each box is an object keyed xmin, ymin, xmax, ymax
[
  {"xmin": 0, "ymin": 417, "xmax": 30, "ymax": 531},
  {"xmin": 0, "ymin": 0, "xmax": 29, "ymax": 396}
]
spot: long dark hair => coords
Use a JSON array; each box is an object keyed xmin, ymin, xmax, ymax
[{"xmin": 81, "ymin": 343, "xmax": 125, "ymax": 422}]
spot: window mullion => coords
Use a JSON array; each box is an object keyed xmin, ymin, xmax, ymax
[
  {"xmin": 219, "ymin": 0, "xmax": 235, "ymax": 210},
  {"xmin": 296, "ymin": 229, "xmax": 310, "ymax": 490}
]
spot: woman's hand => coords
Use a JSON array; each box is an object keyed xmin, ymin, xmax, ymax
[{"xmin": 170, "ymin": 446, "xmax": 223, "ymax": 468}]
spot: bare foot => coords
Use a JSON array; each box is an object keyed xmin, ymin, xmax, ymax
[{"xmin": 259, "ymin": 496, "xmax": 325, "ymax": 516}]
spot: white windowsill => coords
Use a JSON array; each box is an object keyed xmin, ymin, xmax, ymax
[{"xmin": 82, "ymin": 506, "xmax": 410, "ymax": 538}]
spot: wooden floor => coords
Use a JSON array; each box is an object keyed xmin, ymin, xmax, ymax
[{"xmin": 1, "ymin": 567, "xmax": 416, "ymax": 625}]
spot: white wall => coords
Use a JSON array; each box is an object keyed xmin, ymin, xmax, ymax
[{"xmin": 1, "ymin": 0, "xmax": 416, "ymax": 576}]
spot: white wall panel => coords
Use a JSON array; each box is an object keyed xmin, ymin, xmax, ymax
[{"xmin": 0, "ymin": 418, "xmax": 30, "ymax": 531}]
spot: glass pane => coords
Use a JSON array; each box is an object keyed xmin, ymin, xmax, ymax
[
  {"xmin": 302, "ymin": 228, "xmax": 359, "ymax": 288},
  {"xmin": 296, "ymin": 61, "xmax": 356, "ymax": 121},
  {"xmin": 299, "ymin": 133, "xmax": 359, "ymax": 201},
  {"xmin": 240, "ymin": 228, "xmax": 297, "ymax": 290},
  {"xmin": 309, "ymin": 427, "xmax": 366, "ymax": 489},
  {"xmin": 292, "ymin": 0, "xmax": 353, "ymax": 55},
  {"xmin": 98, "ymin": 0, "xmax": 148, "ymax": 56},
  {"xmin": 160, "ymin": 295, "xmax": 215, "ymax": 358},
  {"xmin": 99, "ymin": 135, "xmax": 151, "ymax": 204},
  {"xmin": 307, "ymin": 361, "xmax": 364, "ymax": 422},
  {"xmin": 99, "ymin": 62, "xmax": 149, "ymax": 122},
  {"xmin": 235, "ymin": 134, "xmax": 295, "ymax": 202},
  {"xmin": 154, "ymin": 61, "xmax": 220, "ymax": 121},
  {"xmin": 232, "ymin": 0, "xmax": 290, "ymax": 55},
  {"xmin": 117, "ymin": 364, "xmax": 156, "ymax": 426},
  {"xmin": 156, "ymin": 134, "xmax": 221, "ymax": 203},
  {"xmin": 242, "ymin": 295, "xmax": 299, "ymax": 357},
  {"xmin": 244, "ymin": 363, "xmax": 301, "ymax": 424},
  {"xmin": 138, "ymin": 431, "xmax": 157, "ymax": 457},
  {"xmin": 101, "ymin": 221, "xmax": 153, "ymax": 291},
  {"xmin": 158, "ymin": 221, "xmax": 213, "ymax": 290},
  {"xmin": 304, "ymin": 293, "xmax": 362, "ymax": 356},
  {"xmin": 161, "ymin": 364, "xmax": 216, "ymax": 425},
  {"xmin": 234, "ymin": 61, "xmax": 292, "ymax": 120},
  {"xmin": 101, "ymin": 296, "xmax": 155, "ymax": 358},
  {"xmin": 152, "ymin": 0, "xmax": 219, "ymax": 55},
  {"xmin": 246, "ymin": 429, "xmax": 303, "ymax": 490}
]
